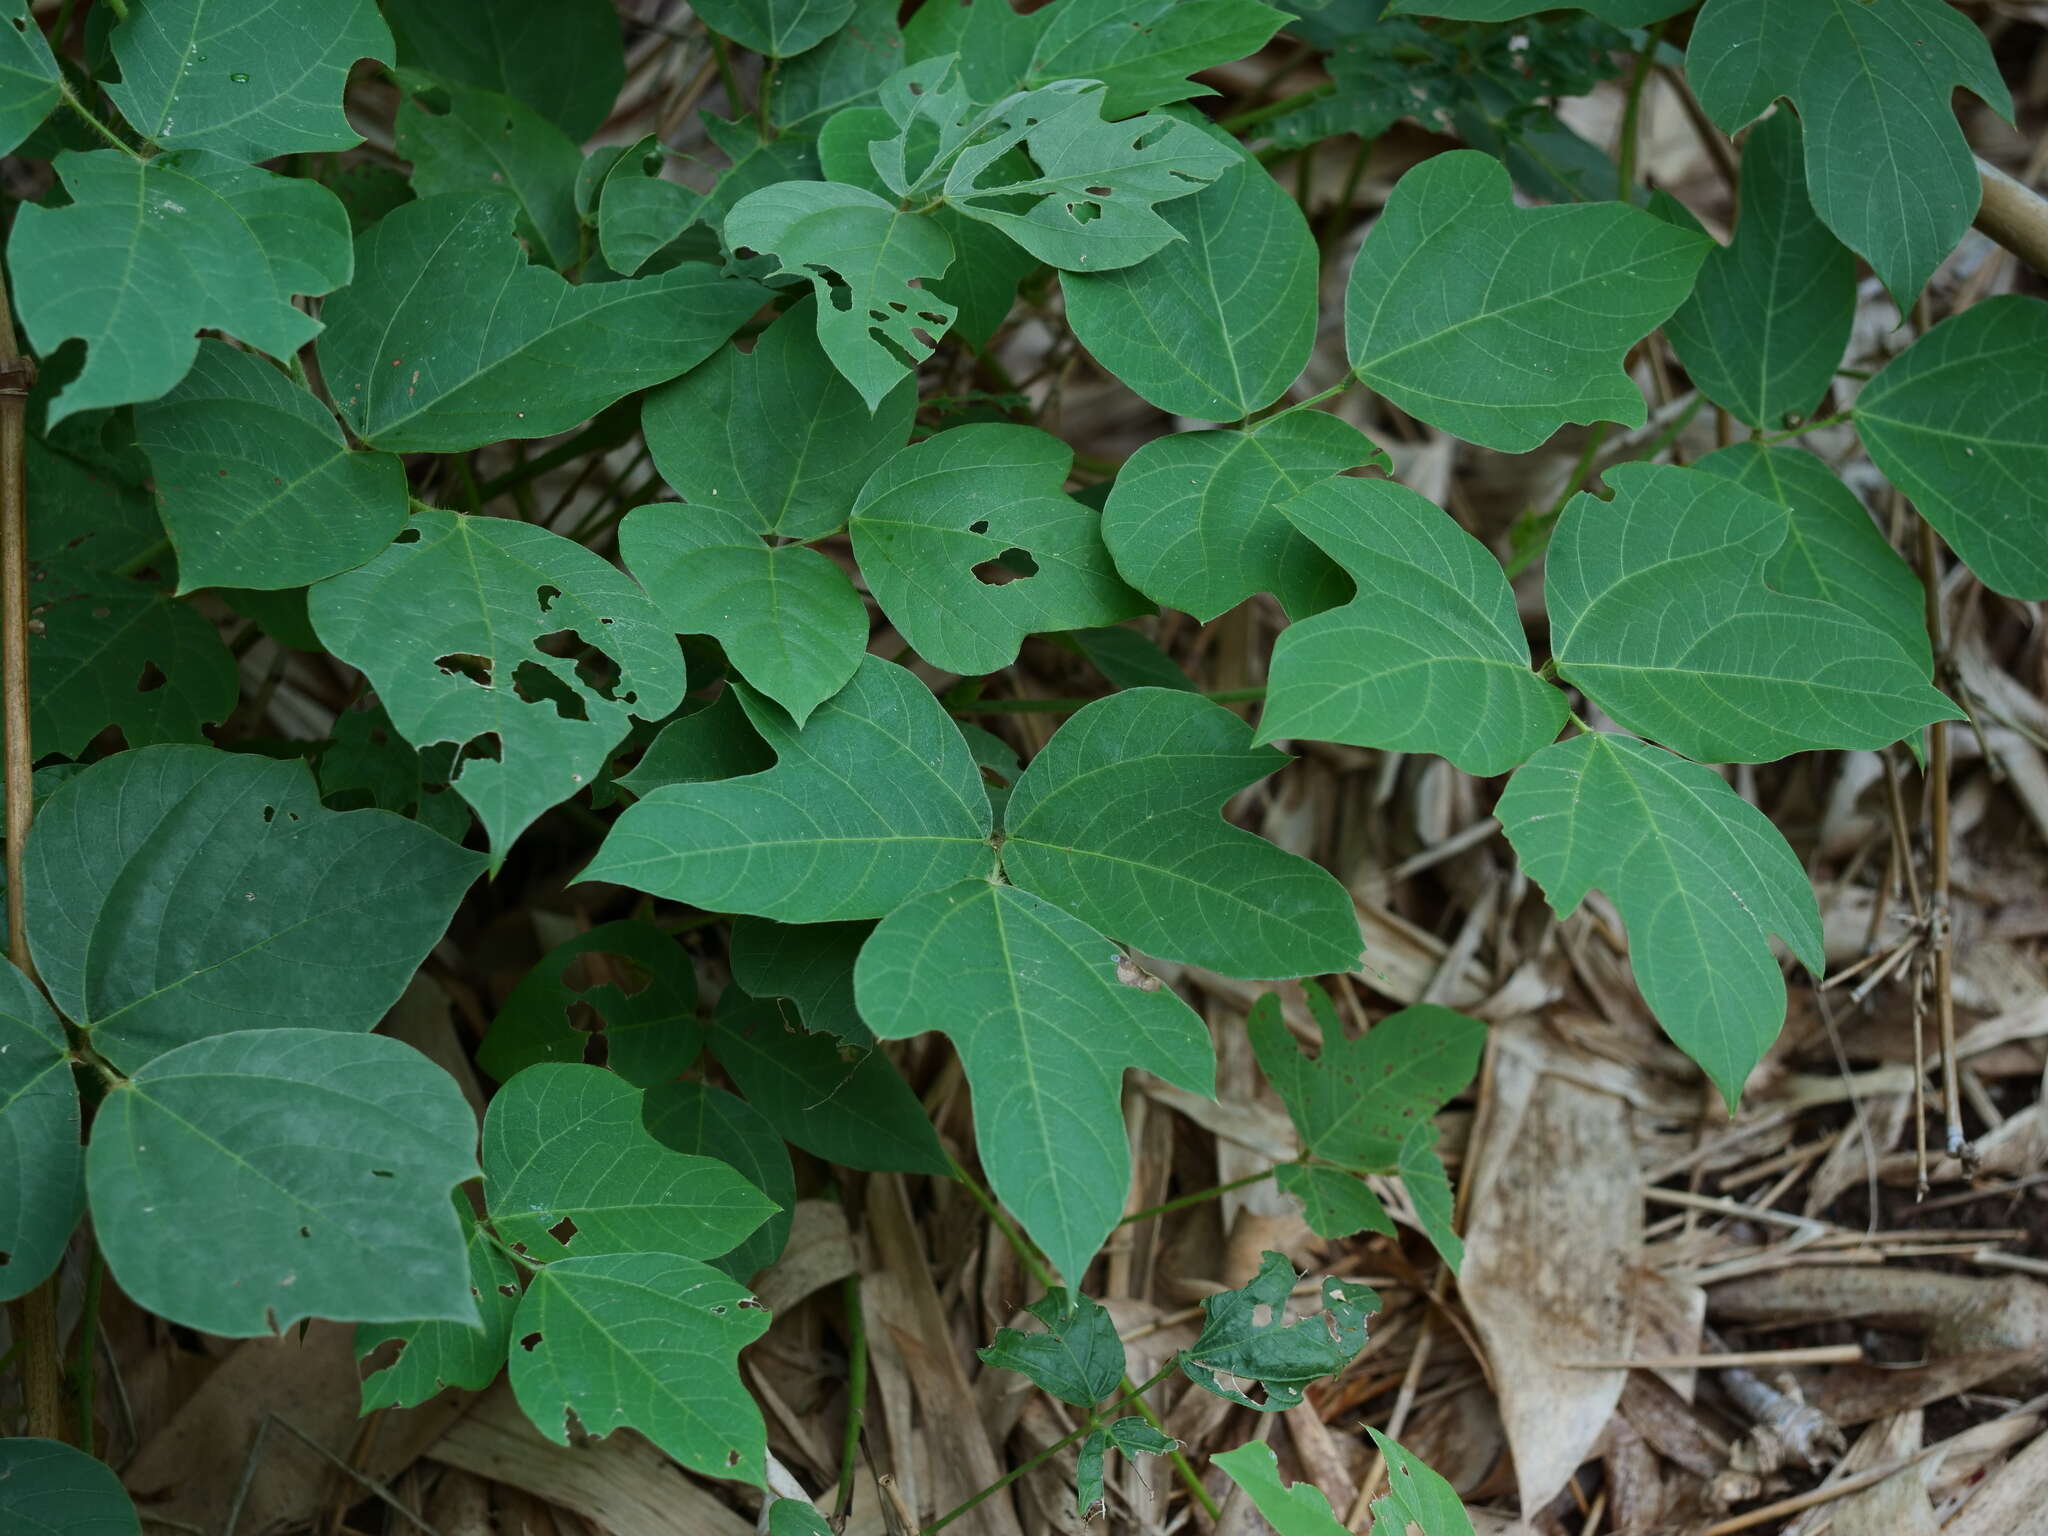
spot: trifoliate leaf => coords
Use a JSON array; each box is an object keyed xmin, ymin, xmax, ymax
[
  {"xmin": 979, "ymin": 1288, "xmax": 1126, "ymax": 1407},
  {"xmin": 1001, "ymin": 689, "xmax": 1361, "ymax": 979},
  {"xmin": 642, "ymin": 301, "xmax": 916, "ymax": 541},
  {"xmin": 728, "ymin": 918, "xmax": 873, "ymax": 1043},
  {"xmin": 594, "ymin": 137, "xmax": 701, "ymax": 276},
  {"xmin": 587, "ymin": 655, "xmax": 994, "ymax": 921},
  {"xmin": 1027, "ymin": 0, "xmax": 1287, "ymax": 117},
  {"xmin": 477, "ymin": 921, "xmax": 702, "ymax": 1088},
  {"xmin": 1261, "ymin": 476, "xmax": 1566, "ymax": 775},
  {"xmin": 10, "ymin": 149, "xmax": 353, "ymax": 424},
  {"xmin": 1549, "ymin": 463, "xmax": 1958, "ymax": 762},
  {"xmin": 1273, "ymin": 1164, "xmax": 1392, "ymax": 1242},
  {"xmin": 0, "ymin": 961, "xmax": 79, "ymax": 1304},
  {"xmin": 775, "ymin": 0, "xmax": 904, "ymax": 127},
  {"xmin": 87, "ymin": 1029, "xmax": 478, "ymax": 1335},
  {"xmin": 642, "ymin": 1079, "xmax": 795, "ymax": 1282},
  {"xmin": 356, "ymin": 1202, "xmax": 521, "ymax": 1410},
  {"xmin": 1344, "ymin": 150, "xmax": 1708, "ymax": 453},
  {"xmin": 383, "ymin": 0, "xmax": 623, "ymax": 140},
  {"xmin": 695, "ymin": 0, "xmax": 856, "ymax": 57},
  {"xmin": 0, "ymin": 2, "xmax": 62, "ymax": 158},
  {"xmin": 0, "ymin": 1438, "xmax": 139, "ymax": 1536},
  {"xmin": 617, "ymin": 691, "xmax": 774, "ymax": 799},
  {"xmin": 483, "ymin": 1064, "xmax": 775, "ymax": 1263},
  {"xmin": 134, "ymin": 340, "xmax": 406, "ymax": 593},
  {"xmin": 509, "ymin": 1252, "xmax": 770, "ymax": 1484},
  {"xmin": 620, "ymin": 501, "xmax": 868, "ymax": 725},
  {"xmin": 1398, "ymin": 1120, "xmax": 1463, "ymax": 1272},
  {"xmin": 849, "ymin": 424, "xmax": 1147, "ymax": 675},
  {"xmin": 1694, "ymin": 443, "xmax": 1929, "ymax": 670},
  {"xmin": 320, "ymin": 194, "xmax": 764, "ymax": 452},
  {"xmin": 856, "ymin": 879, "xmax": 1212, "ymax": 1282},
  {"xmin": 1687, "ymin": 0, "xmax": 2011, "ymax": 307},
  {"xmin": 1101, "ymin": 414, "xmax": 1386, "ymax": 622},
  {"xmin": 24, "ymin": 746, "xmax": 482, "ymax": 1072},
  {"xmin": 1662, "ymin": 112, "xmax": 1853, "ymax": 432},
  {"xmin": 1855, "ymin": 295, "xmax": 2048, "ymax": 600},
  {"xmin": 1498, "ymin": 732, "xmax": 1824, "ymax": 1103},
  {"xmin": 1368, "ymin": 1430, "xmax": 1479, "ymax": 1535},
  {"xmin": 29, "ymin": 577, "xmax": 236, "ymax": 758},
  {"xmin": 308, "ymin": 507, "xmax": 688, "ymax": 861},
  {"xmin": 1178, "ymin": 1252, "xmax": 1375, "ymax": 1411},
  {"xmin": 396, "ymin": 82, "xmax": 583, "ymax": 271},
  {"xmin": 1212, "ymin": 1442, "xmax": 1349, "ymax": 1535},
  {"xmin": 711, "ymin": 991, "xmax": 950, "ymax": 1174},
  {"xmin": 107, "ymin": 0, "xmax": 391, "ymax": 160}
]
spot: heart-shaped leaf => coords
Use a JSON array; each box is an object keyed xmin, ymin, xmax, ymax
[
  {"xmin": 978, "ymin": 1288, "xmax": 1125, "ymax": 1407},
  {"xmin": 355, "ymin": 1202, "xmax": 521, "ymax": 1410}
]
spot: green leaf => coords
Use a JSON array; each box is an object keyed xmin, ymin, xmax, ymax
[
  {"xmin": 478, "ymin": 921, "xmax": 702, "ymax": 1088},
  {"xmin": 768, "ymin": 1503, "xmax": 836, "ymax": 1536},
  {"xmin": 397, "ymin": 82, "xmax": 583, "ymax": 271},
  {"xmin": 28, "ymin": 577, "xmax": 237, "ymax": 758},
  {"xmin": 978, "ymin": 1287, "xmax": 1125, "ymax": 1406},
  {"xmin": 1178, "ymin": 1251, "xmax": 1375, "ymax": 1410},
  {"xmin": 10, "ymin": 149, "xmax": 353, "ymax": 425},
  {"xmin": 508, "ymin": 1251, "xmax": 770, "ymax": 1484},
  {"xmin": 1498, "ymin": 732, "xmax": 1824, "ymax": 1103},
  {"xmin": 724, "ymin": 181, "xmax": 957, "ymax": 411},
  {"xmin": 850, "ymin": 424, "xmax": 1147, "ymax": 675},
  {"xmin": 1694, "ymin": 443, "xmax": 1930, "ymax": 670},
  {"xmin": 133, "ymin": 340, "xmax": 407, "ymax": 592},
  {"xmin": 1344, "ymin": 150, "xmax": 1708, "ymax": 453},
  {"xmin": 1075, "ymin": 1419, "xmax": 1176, "ymax": 1520},
  {"xmin": 617, "ymin": 691, "xmax": 775, "ymax": 798},
  {"xmin": 25, "ymin": 745, "xmax": 482, "ymax": 1071},
  {"xmin": 483, "ymin": 1064, "xmax": 775, "ymax": 1263},
  {"xmin": 1662, "ymin": 112, "xmax": 1854, "ymax": 432},
  {"xmin": 1261, "ymin": 475, "xmax": 1567, "ymax": 775},
  {"xmin": 642, "ymin": 301, "xmax": 916, "ymax": 541},
  {"xmin": 1686, "ymin": 0, "xmax": 2011, "ymax": 307},
  {"xmin": 1273, "ymin": 1163, "xmax": 1392, "ymax": 1242},
  {"xmin": 107, "ymin": 0, "xmax": 391, "ymax": 159},
  {"xmin": 1068, "ymin": 625, "xmax": 1193, "ymax": 692},
  {"xmin": 1064, "ymin": 136, "xmax": 1316, "ymax": 421},
  {"xmin": 728, "ymin": 918, "xmax": 873, "ymax": 1043},
  {"xmin": 86, "ymin": 1028, "xmax": 478, "ymax": 1335},
  {"xmin": 856, "ymin": 879, "xmax": 1212, "ymax": 1282},
  {"xmin": 700, "ymin": 113, "xmax": 824, "ymax": 236},
  {"xmin": 1387, "ymin": 0, "xmax": 1684, "ymax": 21},
  {"xmin": 1854, "ymin": 295, "xmax": 2048, "ymax": 600},
  {"xmin": 1398, "ymin": 1120, "xmax": 1463, "ymax": 1271},
  {"xmin": 1001, "ymin": 689, "xmax": 1361, "ymax": 979},
  {"xmin": 383, "ymin": 0, "xmax": 623, "ymax": 140},
  {"xmin": 695, "ymin": 0, "xmax": 856, "ymax": 57},
  {"xmin": 642, "ymin": 1079, "xmax": 795, "ymax": 1282},
  {"xmin": 620, "ymin": 502, "xmax": 868, "ymax": 724},
  {"xmin": 900, "ymin": 0, "xmax": 1043, "ymax": 102},
  {"xmin": 308, "ymin": 507, "xmax": 689, "ymax": 860},
  {"xmin": 1212, "ymin": 1442, "xmax": 1348, "ymax": 1535},
  {"xmin": 775, "ymin": 0, "xmax": 905, "ymax": 128},
  {"xmin": 1367, "ymin": 1429, "xmax": 1478, "ymax": 1535},
  {"xmin": 0, "ymin": 2, "xmax": 63, "ymax": 158},
  {"xmin": 587, "ymin": 655, "xmax": 994, "ymax": 920},
  {"xmin": 1548, "ymin": 463, "xmax": 1958, "ymax": 762},
  {"xmin": 319, "ymin": 194, "xmax": 764, "ymax": 452},
  {"xmin": 1101, "ymin": 414, "xmax": 1386, "ymax": 622},
  {"xmin": 1027, "ymin": 0, "xmax": 1286, "ymax": 117},
  {"xmin": 712, "ymin": 991, "xmax": 950, "ymax": 1174},
  {"xmin": 0, "ymin": 960, "xmax": 80, "ymax": 1304},
  {"xmin": 0, "ymin": 1438, "xmax": 140, "ymax": 1536},
  {"xmin": 356, "ymin": 1202, "xmax": 521, "ymax": 1410},
  {"xmin": 594, "ymin": 138, "xmax": 701, "ymax": 277},
  {"xmin": 318, "ymin": 704, "xmax": 473, "ymax": 844}
]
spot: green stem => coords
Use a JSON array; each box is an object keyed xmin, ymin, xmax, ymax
[
  {"xmin": 1119, "ymin": 1167, "xmax": 1280, "ymax": 1228},
  {"xmin": 1615, "ymin": 21, "xmax": 1669, "ymax": 194},
  {"xmin": 1761, "ymin": 409, "xmax": 1853, "ymax": 443},
  {"xmin": 57, "ymin": 81, "xmax": 140, "ymax": 159},
  {"xmin": 1220, "ymin": 81, "xmax": 1333, "ymax": 135},
  {"xmin": 836, "ymin": 1273, "xmax": 868, "ymax": 1521},
  {"xmin": 711, "ymin": 35, "xmax": 748, "ymax": 119},
  {"xmin": 952, "ymin": 687, "xmax": 1264, "ymax": 717},
  {"xmin": 70, "ymin": 1251, "xmax": 103, "ymax": 1455},
  {"xmin": 1254, "ymin": 378, "xmax": 1353, "ymax": 424},
  {"xmin": 950, "ymin": 1155, "xmax": 1054, "ymax": 1288}
]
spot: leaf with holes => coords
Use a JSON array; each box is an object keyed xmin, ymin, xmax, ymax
[
  {"xmin": 355, "ymin": 1202, "xmax": 521, "ymax": 1411},
  {"xmin": 727, "ymin": 918, "xmax": 872, "ymax": 1043},
  {"xmin": 477, "ymin": 921, "xmax": 702, "ymax": 1088},
  {"xmin": 850, "ymin": 425, "xmax": 1146, "ymax": 675},
  {"xmin": 508, "ymin": 1251, "xmax": 770, "ymax": 1483},
  {"xmin": 1344, "ymin": 151, "xmax": 1708, "ymax": 453},
  {"xmin": 0, "ymin": 1438, "xmax": 140, "ymax": 1536},
  {"xmin": 86, "ymin": 1029, "xmax": 479, "ymax": 1336},
  {"xmin": 642, "ymin": 1079, "xmax": 795, "ymax": 1282},
  {"xmin": 1027, "ymin": 0, "xmax": 1286, "ymax": 117},
  {"xmin": 28, "ymin": 579, "xmax": 238, "ymax": 758},
  {"xmin": 396, "ymin": 81, "xmax": 583, "ymax": 270},
  {"xmin": 1000, "ymin": 689, "xmax": 1361, "ymax": 979},
  {"xmin": 1075, "ymin": 1419, "xmax": 1178, "ymax": 1520},
  {"xmin": 856, "ymin": 879, "xmax": 1212, "ymax": 1282},
  {"xmin": 308, "ymin": 507, "xmax": 688, "ymax": 862},
  {"xmin": 586, "ymin": 655, "xmax": 994, "ymax": 921},
  {"xmin": 979, "ymin": 1288, "xmax": 1126, "ymax": 1407},
  {"xmin": 0, "ymin": 961, "xmax": 81, "ymax": 1304},
  {"xmin": 0, "ymin": 1, "xmax": 62, "ymax": 158},
  {"xmin": 1548, "ymin": 463, "xmax": 1957, "ymax": 763},
  {"xmin": 694, "ymin": 0, "xmax": 857, "ymax": 57},
  {"xmin": 383, "ymin": 0, "xmax": 622, "ymax": 140},
  {"xmin": 1498, "ymin": 731, "xmax": 1825, "ymax": 1103},
  {"xmin": 24, "ymin": 746, "xmax": 481, "ymax": 1071},
  {"xmin": 1178, "ymin": 1251, "xmax": 1375, "ymax": 1411},
  {"xmin": 1261, "ymin": 475, "xmax": 1567, "ymax": 775},
  {"xmin": 482, "ymin": 1064, "xmax": 775, "ymax": 1264}
]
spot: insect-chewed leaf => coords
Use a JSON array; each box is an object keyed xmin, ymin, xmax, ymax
[
  {"xmin": 308, "ymin": 507, "xmax": 688, "ymax": 862},
  {"xmin": 1000, "ymin": 689, "xmax": 1361, "ymax": 979},
  {"xmin": 1548, "ymin": 463, "xmax": 1958, "ymax": 762},
  {"xmin": 383, "ymin": 0, "xmax": 622, "ymax": 140},
  {"xmin": 0, "ymin": 1438, "xmax": 140, "ymax": 1536},
  {"xmin": 695, "ymin": 0, "xmax": 856, "ymax": 57},
  {"xmin": 135, "ymin": 340, "xmax": 408, "ymax": 593},
  {"xmin": 1178, "ymin": 1251, "xmax": 1375, "ymax": 1411},
  {"xmin": 728, "ymin": 918, "xmax": 874, "ymax": 1044},
  {"xmin": 477, "ymin": 920, "xmax": 701, "ymax": 1088},
  {"xmin": 24, "ymin": 746, "xmax": 482, "ymax": 1072},
  {"xmin": 857, "ymin": 880, "xmax": 1211, "ymax": 1281},
  {"xmin": 1273, "ymin": 1164, "xmax": 1392, "ymax": 1243},
  {"xmin": 850, "ymin": 424, "xmax": 1147, "ymax": 675},
  {"xmin": 587, "ymin": 655, "xmax": 994, "ymax": 920},
  {"xmin": 1028, "ymin": 0, "xmax": 1287, "ymax": 117},
  {"xmin": 1261, "ymin": 476, "xmax": 1567, "ymax": 775},
  {"xmin": 508, "ymin": 1252, "xmax": 771, "ymax": 1484},
  {"xmin": 1211, "ymin": 1441, "xmax": 1349, "ymax": 1535},
  {"xmin": 396, "ymin": 81, "xmax": 582, "ymax": 271},
  {"xmin": 899, "ymin": 0, "xmax": 1043, "ymax": 101},
  {"xmin": 979, "ymin": 1288, "xmax": 1127, "ymax": 1407},
  {"xmin": 1854, "ymin": 295, "xmax": 2048, "ymax": 600},
  {"xmin": 355, "ymin": 1201, "xmax": 520, "ymax": 1411},
  {"xmin": 642, "ymin": 1079, "xmax": 795, "ymax": 1282},
  {"xmin": 482, "ymin": 1064, "xmax": 776, "ymax": 1264},
  {"xmin": 1498, "ymin": 732, "xmax": 1824, "ymax": 1104},
  {"xmin": 1368, "ymin": 1429, "xmax": 1479, "ymax": 1535},
  {"xmin": 0, "ymin": 960, "xmax": 81, "ymax": 1304},
  {"xmin": 1687, "ymin": 0, "xmax": 2010, "ymax": 307},
  {"xmin": 10, "ymin": 149, "xmax": 353, "ymax": 424},
  {"xmin": 87, "ymin": 1029, "xmax": 479, "ymax": 1336},
  {"xmin": 0, "ymin": 0, "xmax": 63, "ymax": 158},
  {"xmin": 1344, "ymin": 151, "xmax": 1707, "ymax": 453},
  {"xmin": 319, "ymin": 194, "xmax": 764, "ymax": 451},
  {"xmin": 1074, "ymin": 1418, "xmax": 1179, "ymax": 1519},
  {"xmin": 1101, "ymin": 413, "xmax": 1386, "ymax": 622}
]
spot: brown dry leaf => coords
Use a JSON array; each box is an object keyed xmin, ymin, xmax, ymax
[
  {"xmin": 1789, "ymin": 1410, "xmax": 1937, "ymax": 1536},
  {"xmin": 753, "ymin": 1198, "xmax": 859, "ymax": 1315},
  {"xmin": 1811, "ymin": 1349, "xmax": 2035, "ymax": 1427},
  {"xmin": 1941, "ymin": 1420, "xmax": 2048, "ymax": 1535}
]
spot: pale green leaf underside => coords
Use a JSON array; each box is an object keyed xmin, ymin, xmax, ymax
[
  {"xmin": 356, "ymin": 1205, "xmax": 520, "ymax": 1410},
  {"xmin": 0, "ymin": 1438, "xmax": 140, "ymax": 1536},
  {"xmin": 0, "ymin": 960, "xmax": 80, "ymax": 1304}
]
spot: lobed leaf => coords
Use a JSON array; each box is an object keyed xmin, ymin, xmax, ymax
[
  {"xmin": 355, "ymin": 1203, "xmax": 521, "ymax": 1411},
  {"xmin": 0, "ymin": 0, "xmax": 62, "ymax": 158},
  {"xmin": 1179, "ymin": 1251, "xmax": 1375, "ymax": 1411},
  {"xmin": 978, "ymin": 1288, "xmax": 1126, "ymax": 1407},
  {"xmin": 1273, "ymin": 1163, "xmax": 1392, "ymax": 1242}
]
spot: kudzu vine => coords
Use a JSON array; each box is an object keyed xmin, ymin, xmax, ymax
[{"xmin": 0, "ymin": 0, "xmax": 2040, "ymax": 1530}]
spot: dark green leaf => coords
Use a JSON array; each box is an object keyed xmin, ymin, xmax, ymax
[
  {"xmin": 1178, "ymin": 1251, "xmax": 1375, "ymax": 1410},
  {"xmin": 900, "ymin": 0, "xmax": 1043, "ymax": 102},
  {"xmin": 1068, "ymin": 625, "xmax": 1194, "ymax": 692},
  {"xmin": 1027, "ymin": 0, "xmax": 1286, "ymax": 117},
  {"xmin": 594, "ymin": 137, "xmax": 701, "ymax": 276},
  {"xmin": 0, "ymin": 1, "xmax": 63, "ymax": 158},
  {"xmin": 478, "ymin": 921, "xmax": 702, "ymax": 1088},
  {"xmin": 0, "ymin": 960, "xmax": 80, "ymax": 1303},
  {"xmin": 728, "ymin": 918, "xmax": 873, "ymax": 1044},
  {"xmin": 695, "ymin": 0, "xmax": 857, "ymax": 57},
  {"xmin": 28, "ymin": 578, "xmax": 236, "ymax": 758},
  {"xmin": 0, "ymin": 1438, "xmax": 139, "ymax": 1536},
  {"xmin": 978, "ymin": 1288, "xmax": 1125, "ymax": 1406},
  {"xmin": 775, "ymin": 0, "xmax": 905, "ymax": 127},
  {"xmin": 1398, "ymin": 1119, "xmax": 1463, "ymax": 1272},
  {"xmin": 642, "ymin": 1079, "xmax": 795, "ymax": 1282},
  {"xmin": 397, "ymin": 82, "xmax": 583, "ymax": 270},
  {"xmin": 384, "ymin": 0, "xmax": 623, "ymax": 140},
  {"xmin": 356, "ymin": 1202, "xmax": 521, "ymax": 1410},
  {"xmin": 617, "ymin": 692, "xmax": 775, "ymax": 798},
  {"xmin": 1274, "ymin": 1163, "xmax": 1392, "ymax": 1242},
  {"xmin": 1367, "ymin": 1429, "xmax": 1478, "ymax": 1535}
]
